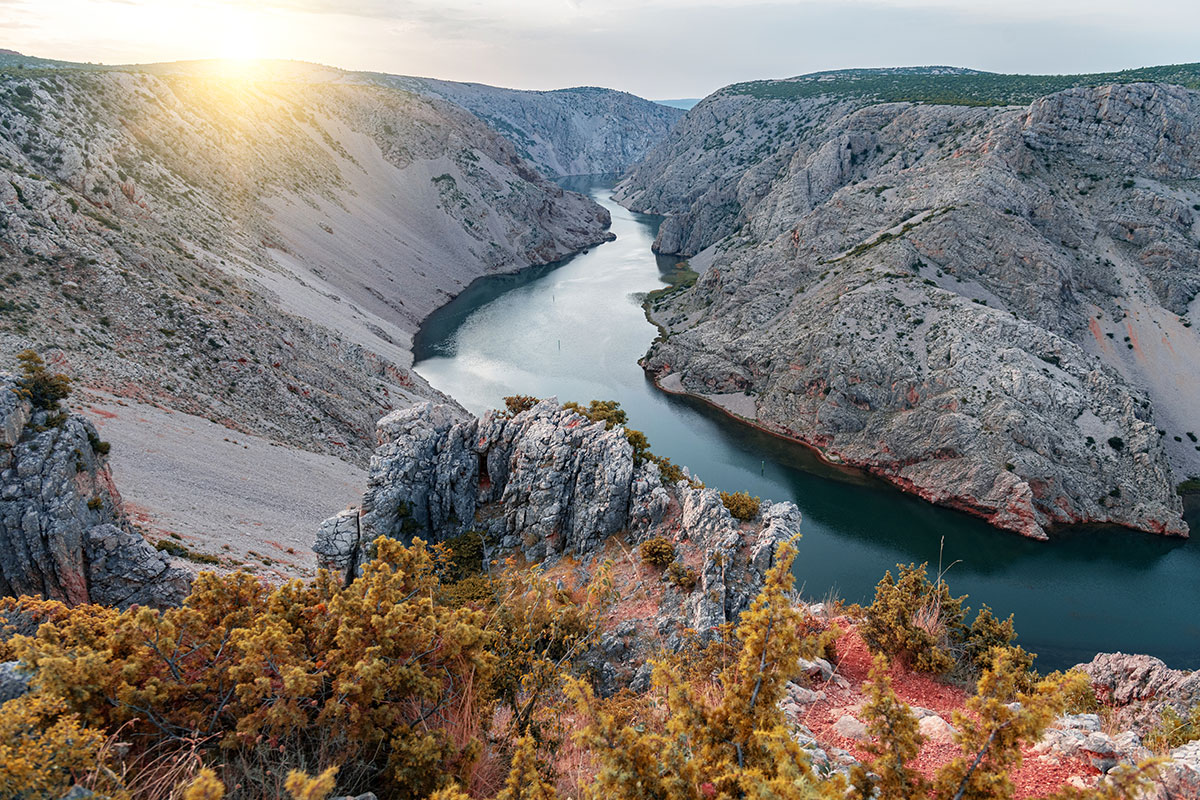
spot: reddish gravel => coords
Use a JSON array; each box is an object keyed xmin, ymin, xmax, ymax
[{"xmin": 799, "ymin": 624, "xmax": 1098, "ymax": 797}]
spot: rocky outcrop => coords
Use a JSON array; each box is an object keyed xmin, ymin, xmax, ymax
[
  {"xmin": 0, "ymin": 377, "xmax": 189, "ymax": 607},
  {"xmin": 618, "ymin": 77, "xmax": 1200, "ymax": 539},
  {"xmin": 382, "ymin": 77, "xmax": 685, "ymax": 177},
  {"xmin": 317, "ymin": 400, "xmax": 801, "ymax": 680},
  {"xmin": 1077, "ymin": 652, "xmax": 1200, "ymax": 733}
]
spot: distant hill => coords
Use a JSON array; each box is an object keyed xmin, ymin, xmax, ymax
[
  {"xmin": 656, "ymin": 98, "xmax": 701, "ymax": 110},
  {"xmin": 374, "ymin": 75, "xmax": 685, "ymax": 176},
  {"xmin": 724, "ymin": 63, "xmax": 1200, "ymax": 106}
]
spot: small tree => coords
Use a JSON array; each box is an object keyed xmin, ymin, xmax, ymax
[
  {"xmin": 851, "ymin": 655, "xmax": 928, "ymax": 800},
  {"xmin": 14, "ymin": 349, "xmax": 71, "ymax": 410}
]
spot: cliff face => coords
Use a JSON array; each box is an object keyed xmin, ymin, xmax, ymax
[
  {"xmin": 617, "ymin": 80, "xmax": 1200, "ymax": 539},
  {"xmin": 0, "ymin": 377, "xmax": 189, "ymax": 607},
  {"xmin": 0, "ymin": 63, "xmax": 612, "ymax": 464},
  {"xmin": 381, "ymin": 77, "xmax": 686, "ymax": 177}
]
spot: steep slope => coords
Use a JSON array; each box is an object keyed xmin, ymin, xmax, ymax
[
  {"xmin": 618, "ymin": 70, "xmax": 1200, "ymax": 539},
  {"xmin": 0, "ymin": 63, "xmax": 612, "ymax": 466},
  {"xmin": 375, "ymin": 75, "xmax": 686, "ymax": 177}
]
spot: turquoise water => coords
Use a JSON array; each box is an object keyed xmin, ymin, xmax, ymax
[{"xmin": 414, "ymin": 177, "xmax": 1200, "ymax": 671}]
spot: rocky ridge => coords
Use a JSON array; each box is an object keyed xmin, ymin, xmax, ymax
[
  {"xmin": 317, "ymin": 399, "xmax": 800, "ymax": 683},
  {"xmin": 618, "ymin": 77, "xmax": 1200, "ymax": 539},
  {"xmin": 0, "ymin": 375, "xmax": 189, "ymax": 607}
]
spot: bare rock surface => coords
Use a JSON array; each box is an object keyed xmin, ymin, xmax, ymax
[
  {"xmin": 619, "ymin": 78, "xmax": 1200, "ymax": 538},
  {"xmin": 0, "ymin": 62, "xmax": 612, "ymax": 468},
  {"xmin": 1077, "ymin": 652, "xmax": 1200, "ymax": 732},
  {"xmin": 0, "ymin": 377, "xmax": 189, "ymax": 607}
]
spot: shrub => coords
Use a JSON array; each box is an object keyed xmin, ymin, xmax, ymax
[
  {"xmin": 1108, "ymin": 436, "xmax": 1125, "ymax": 451},
  {"xmin": 0, "ymin": 693, "xmax": 110, "ymax": 800},
  {"xmin": 720, "ymin": 490, "xmax": 760, "ymax": 521},
  {"xmin": 14, "ymin": 349, "xmax": 71, "ymax": 410},
  {"xmin": 502, "ymin": 395, "xmax": 540, "ymax": 416},
  {"xmin": 640, "ymin": 537, "xmax": 675, "ymax": 568},
  {"xmin": 86, "ymin": 431, "xmax": 110, "ymax": 456},
  {"xmin": 13, "ymin": 539, "xmax": 498, "ymax": 800},
  {"xmin": 666, "ymin": 561, "xmax": 698, "ymax": 591},
  {"xmin": 861, "ymin": 563, "xmax": 968, "ymax": 674},
  {"xmin": 1145, "ymin": 703, "xmax": 1200, "ymax": 752}
]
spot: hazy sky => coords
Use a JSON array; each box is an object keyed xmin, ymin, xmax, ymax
[{"xmin": 2, "ymin": 0, "xmax": 1197, "ymax": 98}]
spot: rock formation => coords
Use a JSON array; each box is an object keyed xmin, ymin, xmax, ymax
[
  {"xmin": 317, "ymin": 399, "xmax": 800, "ymax": 678},
  {"xmin": 0, "ymin": 376, "xmax": 189, "ymax": 607},
  {"xmin": 617, "ymin": 73, "xmax": 1200, "ymax": 538}
]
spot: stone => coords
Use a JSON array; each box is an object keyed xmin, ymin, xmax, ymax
[
  {"xmin": 833, "ymin": 714, "xmax": 868, "ymax": 741},
  {"xmin": 1077, "ymin": 652, "xmax": 1200, "ymax": 733},
  {"xmin": 0, "ymin": 660, "xmax": 30, "ymax": 702},
  {"xmin": 919, "ymin": 714, "xmax": 958, "ymax": 744}
]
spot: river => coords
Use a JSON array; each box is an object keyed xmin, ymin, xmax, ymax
[{"xmin": 414, "ymin": 177, "xmax": 1200, "ymax": 671}]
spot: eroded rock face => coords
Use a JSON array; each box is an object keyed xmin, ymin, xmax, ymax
[
  {"xmin": 619, "ymin": 81, "xmax": 1200, "ymax": 539},
  {"xmin": 316, "ymin": 400, "xmax": 802, "ymax": 687},
  {"xmin": 1077, "ymin": 652, "xmax": 1200, "ymax": 733},
  {"xmin": 0, "ymin": 378, "xmax": 189, "ymax": 607}
]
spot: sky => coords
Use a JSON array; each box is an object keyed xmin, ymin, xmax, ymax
[{"xmin": 1, "ymin": 0, "xmax": 1198, "ymax": 99}]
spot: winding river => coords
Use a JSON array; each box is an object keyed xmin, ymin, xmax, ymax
[{"xmin": 414, "ymin": 177, "xmax": 1200, "ymax": 671}]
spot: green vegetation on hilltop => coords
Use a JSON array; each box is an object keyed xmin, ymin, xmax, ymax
[{"xmin": 725, "ymin": 63, "xmax": 1200, "ymax": 106}]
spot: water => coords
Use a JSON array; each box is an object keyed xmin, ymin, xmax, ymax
[{"xmin": 415, "ymin": 177, "xmax": 1200, "ymax": 671}]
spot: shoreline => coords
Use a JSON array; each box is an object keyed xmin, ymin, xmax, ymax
[{"xmin": 642, "ymin": 365, "xmax": 1192, "ymax": 544}]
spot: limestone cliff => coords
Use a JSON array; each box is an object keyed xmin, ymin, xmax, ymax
[
  {"xmin": 617, "ymin": 72, "xmax": 1200, "ymax": 539},
  {"xmin": 0, "ymin": 376, "xmax": 189, "ymax": 607}
]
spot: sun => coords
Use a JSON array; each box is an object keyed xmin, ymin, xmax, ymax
[{"xmin": 219, "ymin": 25, "xmax": 265, "ymax": 63}]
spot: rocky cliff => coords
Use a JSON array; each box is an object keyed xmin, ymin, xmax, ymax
[
  {"xmin": 379, "ymin": 76, "xmax": 685, "ymax": 177},
  {"xmin": 617, "ymin": 71, "xmax": 1200, "ymax": 539},
  {"xmin": 0, "ymin": 375, "xmax": 189, "ymax": 607},
  {"xmin": 317, "ymin": 399, "xmax": 800, "ymax": 682},
  {"xmin": 0, "ymin": 58, "xmax": 613, "ymax": 465}
]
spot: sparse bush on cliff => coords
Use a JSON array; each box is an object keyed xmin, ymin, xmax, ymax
[
  {"xmin": 861, "ymin": 562, "xmax": 968, "ymax": 674},
  {"xmin": 502, "ymin": 395, "xmax": 540, "ymax": 416},
  {"xmin": 1145, "ymin": 703, "xmax": 1200, "ymax": 752},
  {"xmin": 720, "ymin": 490, "xmax": 760, "ymax": 521},
  {"xmin": 639, "ymin": 536, "xmax": 675, "ymax": 567},
  {"xmin": 666, "ymin": 561, "xmax": 698, "ymax": 591},
  {"xmin": 14, "ymin": 349, "xmax": 70, "ymax": 410}
]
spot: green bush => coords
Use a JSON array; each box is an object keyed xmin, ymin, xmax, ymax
[
  {"xmin": 863, "ymin": 564, "xmax": 1033, "ymax": 678},
  {"xmin": 861, "ymin": 563, "xmax": 968, "ymax": 674},
  {"xmin": 640, "ymin": 537, "xmax": 676, "ymax": 568},
  {"xmin": 666, "ymin": 562, "xmax": 698, "ymax": 592},
  {"xmin": 15, "ymin": 349, "xmax": 70, "ymax": 410},
  {"xmin": 502, "ymin": 395, "xmax": 540, "ymax": 416},
  {"xmin": 720, "ymin": 490, "xmax": 760, "ymax": 521}
]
